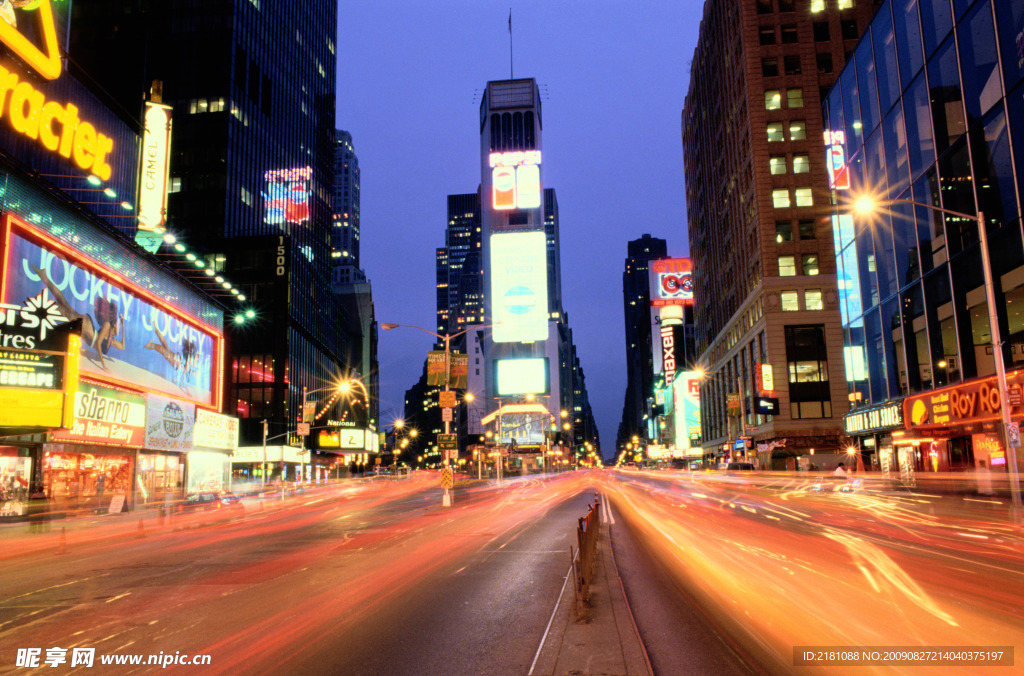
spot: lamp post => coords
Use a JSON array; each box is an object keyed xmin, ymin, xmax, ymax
[
  {"xmin": 381, "ymin": 322, "xmax": 494, "ymax": 506},
  {"xmin": 853, "ymin": 197, "xmax": 1022, "ymax": 516},
  {"xmin": 299, "ymin": 379, "xmax": 363, "ymax": 484}
]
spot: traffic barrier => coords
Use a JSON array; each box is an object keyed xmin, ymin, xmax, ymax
[{"xmin": 571, "ymin": 492, "xmax": 601, "ymax": 619}]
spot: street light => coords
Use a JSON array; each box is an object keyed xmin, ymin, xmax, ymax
[
  {"xmin": 381, "ymin": 321, "xmax": 495, "ymax": 506},
  {"xmin": 853, "ymin": 195, "xmax": 1022, "ymax": 515}
]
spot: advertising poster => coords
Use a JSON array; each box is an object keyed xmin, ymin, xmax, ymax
[
  {"xmin": 673, "ymin": 371, "xmax": 701, "ymax": 450},
  {"xmin": 144, "ymin": 394, "xmax": 194, "ymax": 452},
  {"xmin": 1, "ymin": 217, "xmax": 219, "ymax": 407},
  {"xmin": 648, "ymin": 258, "xmax": 694, "ymax": 308},
  {"xmin": 500, "ymin": 413, "xmax": 546, "ymax": 447},
  {"xmin": 490, "ymin": 231, "xmax": 548, "ymax": 343},
  {"xmin": 264, "ymin": 167, "xmax": 311, "ymax": 225},
  {"xmin": 51, "ymin": 382, "xmax": 146, "ymax": 446},
  {"xmin": 193, "ymin": 409, "xmax": 239, "ymax": 451}
]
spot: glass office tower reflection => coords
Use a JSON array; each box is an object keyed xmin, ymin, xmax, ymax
[{"xmin": 825, "ymin": 0, "xmax": 1024, "ymax": 476}]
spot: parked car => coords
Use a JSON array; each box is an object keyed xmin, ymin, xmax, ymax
[{"xmin": 176, "ymin": 491, "xmax": 244, "ymax": 516}]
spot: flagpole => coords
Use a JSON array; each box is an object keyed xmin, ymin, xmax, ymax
[{"xmin": 509, "ymin": 9, "xmax": 513, "ymax": 79}]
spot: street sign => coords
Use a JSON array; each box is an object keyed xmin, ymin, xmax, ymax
[
  {"xmin": 1008, "ymin": 422, "xmax": 1021, "ymax": 448},
  {"xmin": 440, "ymin": 467, "xmax": 454, "ymax": 489},
  {"xmin": 1009, "ymin": 387, "xmax": 1023, "ymax": 407},
  {"xmin": 438, "ymin": 433, "xmax": 457, "ymax": 451},
  {"xmin": 439, "ymin": 390, "xmax": 456, "ymax": 408},
  {"xmin": 297, "ymin": 423, "xmax": 310, "ymax": 436},
  {"xmin": 442, "ymin": 407, "xmax": 453, "ymax": 422},
  {"xmin": 756, "ymin": 396, "xmax": 780, "ymax": 415},
  {"xmin": 302, "ymin": 401, "xmax": 316, "ymax": 424}
]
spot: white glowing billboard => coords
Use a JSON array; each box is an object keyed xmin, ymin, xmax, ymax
[
  {"xmin": 490, "ymin": 150, "xmax": 542, "ymax": 210},
  {"xmin": 490, "ymin": 231, "xmax": 548, "ymax": 343},
  {"xmin": 495, "ymin": 357, "xmax": 549, "ymax": 396},
  {"xmin": 137, "ymin": 101, "xmax": 172, "ymax": 235}
]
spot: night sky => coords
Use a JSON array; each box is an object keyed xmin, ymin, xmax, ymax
[{"xmin": 337, "ymin": 1, "xmax": 702, "ymax": 455}]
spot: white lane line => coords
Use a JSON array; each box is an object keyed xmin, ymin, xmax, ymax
[
  {"xmin": 528, "ymin": 562, "xmax": 574, "ymax": 676},
  {"xmin": 601, "ymin": 494, "xmax": 615, "ymax": 524}
]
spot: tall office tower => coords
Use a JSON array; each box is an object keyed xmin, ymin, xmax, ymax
[
  {"xmin": 68, "ymin": 2, "xmax": 371, "ymax": 473},
  {"xmin": 682, "ymin": 0, "xmax": 878, "ymax": 465},
  {"xmin": 543, "ymin": 188, "xmax": 565, "ymax": 317},
  {"xmin": 440, "ymin": 193, "xmax": 484, "ymax": 339},
  {"xmin": 618, "ymin": 235, "xmax": 668, "ymax": 447},
  {"xmin": 332, "ymin": 129, "xmax": 363, "ymax": 285}
]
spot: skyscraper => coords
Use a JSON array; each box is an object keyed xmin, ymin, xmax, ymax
[
  {"xmin": 682, "ymin": 0, "xmax": 878, "ymax": 465},
  {"xmin": 332, "ymin": 129, "xmax": 363, "ymax": 285},
  {"xmin": 68, "ymin": 1, "xmax": 370, "ymax": 476}
]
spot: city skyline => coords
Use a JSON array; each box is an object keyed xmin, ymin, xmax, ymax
[{"xmin": 338, "ymin": 2, "xmax": 700, "ymax": 451}]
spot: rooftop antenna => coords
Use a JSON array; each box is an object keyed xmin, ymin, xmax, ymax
[{"xmin": 508, "ymin": 8, "xmax": 513, "ymax": 79}]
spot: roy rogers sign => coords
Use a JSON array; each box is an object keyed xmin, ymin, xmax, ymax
[{"xmin": 904, "ymin": 375, "xmax": 1023, "ymax": 430}]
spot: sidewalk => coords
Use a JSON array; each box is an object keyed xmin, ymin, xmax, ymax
[{"xmin": 531, "ymin": 518, "xmax": 652, "ymax": 676}]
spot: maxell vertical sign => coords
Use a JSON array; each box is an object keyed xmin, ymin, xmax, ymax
[{"xmin": 661, "ymin": 326, "xmax": 676, "ymax": 385}]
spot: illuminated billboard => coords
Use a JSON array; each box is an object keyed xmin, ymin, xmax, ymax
[
  {"xmin": 673, "ymin": 371, "xmax": 701, "ymax": 451},
  {"xmin": 264, "ymin": 167, "xmax": 311, "ymax": 225},
  {"xmin": 490, "ymin": 150, "xmax": 542, "ymax": 210},
  {"xmin": 495, "ymin": 357, "xmax": 549, "ymax": 396},
  {"xmin": 50, "ymin": 381, "xmax": 146, "ymax": 447},
  {"xmin": 317, "ymin": 427, "xmax": 365, "ymax": 449},
  {"xmin": 824, "ymin": 130, "xmax": 850, "ymax": 190},
  {"xmin": 500, "ymin": 413, "xmax": 546, "ymax": 447},
  {"xmin": 490, "ymin": 231, "xmax": 548, "ymax": 343},
  {"xmin": 1, "ymin": 214, "xmax": 221, "ymax": 407},
  {"xmin": 649, "ymin": 258, "xmax": 694, "ymax": 307},
  {"xmin": 137, "ymin": 101, "xmax": 173, "ymax": 245},
  {"xmin": 0, "ymin": 0, "xmax": 61, "ymax": 80}
]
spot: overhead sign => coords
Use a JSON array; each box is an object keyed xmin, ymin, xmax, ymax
[
  {"xmin": 194, "ymin": 408, "xmax": 239, "ymax": 450},
  {"xmin": 756, "ymin": 396, "xmax": 780, "ymax": 416},
  {"xmin": 317, "ymin": 427, "xmax": 365, "ymax": 449},
  {"xmin": 844, "ymin": 401, "xmax": 903, "ymax": 434},
  {"xmin": 50, "ymin": 382, "xmax": 146, "ymax": 446},
  {"xmin": 0, "ymin": 346, "xmax": 61, "ymax": 388},
  {"xmin": 137, "ymin": 101, "xmax": 173, "ymax": 238},
  {"xmin": 490, "ymin": 231, "xmax": 548, "ymax": 343},
  {"xmin": 758, "ymin": 363, "xmax": 774, "ymax": 393},
  {"xmin": 144, "ymin": 394, "xmax": 194, "ymax": 452},
  {"xmin": 903, "ymin": 374, "xmax": 1021, "ymax": 430},
  {"xmin": 1, "ymin": 214, "xmax": 221, "ymax": 407},
  {"xmin": 649, "ymin": 258, "xmax": 694, "ymax": 307}
]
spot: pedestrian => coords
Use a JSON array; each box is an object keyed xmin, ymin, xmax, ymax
[{"xmin": 833, "ymin": 462, "xmax": 847, "ymax": 478}]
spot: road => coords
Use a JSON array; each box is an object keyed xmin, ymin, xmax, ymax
[{"xmin": 1, "ymin": 470, "xmax": 1022, "ymax": 675}]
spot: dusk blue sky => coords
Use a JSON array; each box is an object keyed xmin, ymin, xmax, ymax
[{"xmin": 337, "ymin": 2, "xmax": 703, "ymax": 455}]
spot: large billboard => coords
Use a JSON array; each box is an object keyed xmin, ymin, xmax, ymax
[
  {"xmin": 264, "ymin": 167, "xmax": 311, "ymax": 226},
  {"xmin": 489, "ymin": 150, "xmax": 541, "ymax": 210},
  {"xmin": 495, "ymin": 357, "xmax": 549, "ymax": 396},
  {"xmin": 673, "ymin": 371, "xmax": 701, "ymax": 452},
  {"xmin": 490, "ymin": 231, "xmax": 548, "ymax": 343},
  {"xmin": 649, "ymin": 258, "xmax": 694, "ymax": 307},
  {"xmin": 500, "ymin": 412, "xmax": 546, "ymax": 447},
  {"xmin": 0, "ymin": 214, "xmax": 221, "ymax": 407}
]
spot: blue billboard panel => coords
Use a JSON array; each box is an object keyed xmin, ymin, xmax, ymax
[{"xmin": 1, "ymin": 216, "xmax": 220, "ymax": 407}]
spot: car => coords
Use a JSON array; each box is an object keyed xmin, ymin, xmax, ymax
[
  {"xmin": 725, "ymin": 462, "xmax": 755, "ymax": 471},
  {"xmin": 176, "ymin": 490, "xmax": 244, "ymax": 515}
]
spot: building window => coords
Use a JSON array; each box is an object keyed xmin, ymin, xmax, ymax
[
  {"xmin": 169, "ymin": 177, "xmax": 182, "ymax": 193},
  {"xmin": 776, "ymin": 220, "xmax": 793, "ymax": 242},
  {"xmin": 784, "ymin": 55, "xmax": 802, "ymax": 75},
  {"xmin": 759, "ymin": 26, "xmax": 776, "ymax": 45},
  {"xmin": 786, "ymin": 325, "xmax": 832, "ymax": 419},
  {"xmin": 811, "ymin": 0, "xmax": 825, "ymax": 11},
  {"xmin": 757, "ymin": 0, "xmax": 772, "ymax": 14},
  {"xmin": 837, "ymin": 0, "xmax": 853, "ymax": 8},
  {"xmin": 798, "ymin": 219, "xmax": 816, "ymax": 239},
  {"xmin": 792, "ymin": 154, "xmax": 810, "ymax": 173},
  {"xmin": 779, "ymin": 255, "xmax": 797, "ymax": 276},
  {"xmin": 795, "ymin": 187, "xmax": 813, "ymax": 206},
  {"xmin": 762, "ymin": 58, "xmax": 779, "ymax": 77},
  {"xmin": 241, "ymin": 186, "xmax": 252, "ymax": 206},
  {"xmin": 781, "ymin": 24, "xmax": 798, "ymax": 44},
  {"xmin": 805, "ymin": 289, "xmax": 824, "ymax": 310},
  {"xmin": 767, "ymin": 123, "xmax": 785, "ymax": 142},
  {"xmin": 841, "ymin": 19, "xmax": 859, "ymax": 40},
  {"xmin": 781, "ymin": 290, "xmax": 800, "ymax": 311},
  {"xmin": 813, "ymin": 21, "xmax": 830, "ymax": 41},
  {"xmin": 789, "ymin": 120, "xmax": 807, "ymax": 140},
  {"xmin": 772, "ymin": 189, "xmax": 791, "ymax": 208},
  {"xmin": 802, "ymin": 254, "xmax": 820, "ymax": 275},
  {"xmin": 787, "ymin": 88, "xmax": 804, "ymax": 108},
  {"xmin": 770, "ymin": 155, "xmax": 787, "ymax": 175},
  {"xmin": 817, "ymin": 52, "xmax": 834, "ymax": 74},
  {"xmin": 765, "ymin": 90, "xmax": 782, "ymax": 110},
  {"xmin": 778, "ymin": 0, "xmax": 794, "ymax": 11}
]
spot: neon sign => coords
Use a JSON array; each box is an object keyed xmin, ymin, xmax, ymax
[
  {"xmin": 489, "ymin": 150, "xmax": 541, "ymax": 167},
  {"xmin": 824, "ymin": 129, "xmax": 849, "ymax": 190},
  {"xmin": 0, "ymin": 0, "xmax": 61, "ymax": 80},
  {"xmin": 137, "ymin": 102, "xmax": 172, "ymax": 234},
  {"xmin": 490, "ymin": 151, "xmax": 542, "ymax": 210}
]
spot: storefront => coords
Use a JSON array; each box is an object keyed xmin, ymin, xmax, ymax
[
  {"xmin": 231, "ymin": 445, "xmax": 307, "ymax": 488},
  {"xmin": 139, "ymin": 394, "xmax": 195, "ymax": 507},
  {"xmin": 843, "ymin": 399, "xmax": 904, "ymax": 474},
  {"xmin": 190, "ymin": 409, "xmax": 239, "ymax": 492}
]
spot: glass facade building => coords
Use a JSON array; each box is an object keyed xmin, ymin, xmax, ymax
[{"xmin": 825, "ymin": 0, "xmax": 1024, "ymax": 476}]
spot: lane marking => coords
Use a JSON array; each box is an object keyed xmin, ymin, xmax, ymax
[{"xmin": 528, "ymin": 562, "xmax": 573, "ymax": 676}]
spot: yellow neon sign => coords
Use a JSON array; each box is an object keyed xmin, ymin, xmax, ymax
[
  {"xmin": 0, "ymin": 0, "xmax": 61, "ymax": 80},
  {"xmin": 0, "ymin": 62, "xmax": 114, "ymax": 179}
]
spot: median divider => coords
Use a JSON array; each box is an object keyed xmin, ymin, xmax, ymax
[{"xmin": 571, "ymin": 492, "xmax": 600, "ymax": 619}]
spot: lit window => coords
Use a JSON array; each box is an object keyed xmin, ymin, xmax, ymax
[
  {"xmin": 793, "ymin": 154, "xmax": 810, "ymax": 173},
  {"xmin": 790, "ymin": 121, "xmax": 807, "ymax": 140},
  {"xmin": 811, "ymin": 0, "xmax": 825, "ymax": 11},
  {"xmin": 765, "ymin": 90, "xmax": 782, "ymax": 110},
  {"xmin": 802, "ymin": 254, "xmax": 820, "ymax": 275},
  {"xmin": 837, "ymin": 0, "xmax": 853, "ymax": 8},
  {"xmin": 779, "ymin": 256, "xmax": 797, "ymax": 276},
  {"xmin": 773, "ymin": 189, "xmax": 791, "ymax": 208},
  {"xmin": 776, "ymin": 220, "xmax": 793, "ymax": 242},
  {"xmin": 169, "ymin": 177, "xmax": 181, "ymax": 193},
  {"xmin": 770, "ymin": 155, "xmax": 787, "ymax": 175},
  {"xmin": 787, "ymin": 88, "xmax": 804, "ymax": 108},
  {"xmin": 795, "ymin": 187, "xmax": 813, "ymax": 206},
  {"xmin": 781, "ymin": 290, "xmax": 800, "ymax": 311},
  {"xmin": 197, "ymin": 98, "xmax": 208, "ymax": 112},
  {"xmin": 767, "ymin": 123, "xmax": 785, "ymax": 142},
  {"xmin": 805, "ymin": 289, "xmax": 824, "ymax": 310}
]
